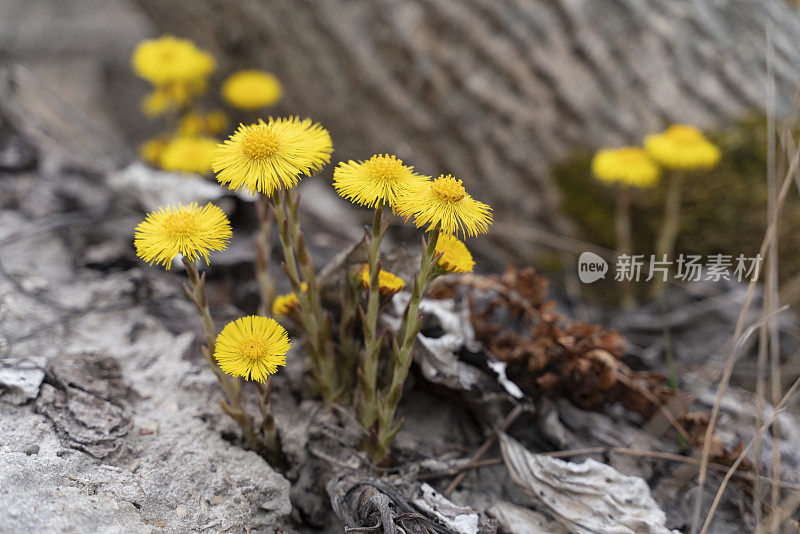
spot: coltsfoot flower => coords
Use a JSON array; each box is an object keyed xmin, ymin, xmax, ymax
[
  {"xmin": 159, "ymin": 137, "xmax": 219, "ymax": 175},
  {"xmin": 591, "ymin": 147, "xmax": 660, "ymax": 188},
  {"xmin": 644, "ymin": 125, "xmax": 720, "ymax": 170},
  {"xmin": 134, "ymin": 203, "xmax": 232, "ymax": 268},
  {"xmin": 139, "ymin": 137, "xmax": 169, "ymax": 165},
  {"xmin": 212, "ymin": 117, "xmax": 333, "ymax": 196},
  {"xmin": 132, "ymin": 35, "xmax": 215, "ymax": 88},
  {"xmin": 359, "ymin": 264, "xmax": 405, "ymax": 296},
  {"xmin": 271, "ymin": 283, "xmax": 307, "ymax": 316},
  {"xmin": 214, "ymin": 316, "xmax": 290, "ymax": 383},
  {"xmin": 222, "ymin": 70, "xmax": 282, "ymax": 110},
  {"xmin": 434, "ymin": 234, "xmax": 475, "ymax": 273},
  {"xmin": 333, "ymin": 154, "xmax": 429, "ymax": 210},
  {"xmin": 397, "ymin": 174, "xmax": 492, "ymax": 238}
]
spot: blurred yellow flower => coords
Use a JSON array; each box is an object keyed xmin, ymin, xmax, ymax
[
  {"xmin": 212, "ymin": 117, "xmax": 333, "ymax": 196},
  {"xmin": 333, "ymin": 154, "xmax": 429, "ymax": 210},
  {"xmin": 134, "ymin": 202, "xmax": 232, "ymax": 269},
  {"xmin": 397, "ymin": 174, "xmax": 492, "ymax": 238},
  {"xmin": 434, "ymin": 234, "xmax": 474, "ymax": 273},
  {"xmin": 204, "ymin": 110, "xmax": 229, "ymax": 134},
  {"xmin": 644, "ymin": 125, "xmax": 720, "ymax": 170},
  {"xmin": 178, "ymin": 112, "xmax": 206, "ymax": 137},
  {"xmin": 222, "ymin": 70, "xmax": 282, "ymax": 110},
  {"xmin": 178, "ymin": 111, "xmax": 230, "ymax": 137},
  {"xmin": 131, "ymin": 35, "xmax": 215, "ymax": 89},
  {"xmin": 271, "ymin": 283, "xmax": 307, "ymax": 316},
  {"xmin": 214, "ymin": 316, "xmax": 290, "ymax": 383},
  {"xmin": 591, "ymin": 147, "xmax": 660, "ymax": 188},
  {"xmin": 359, "ymin": 264, "xmax": 405, "ymax": 296},
  {"xmin": 159, "ymin": 137, "xmax": 219, "ymax": 175},
  {"xmin": 139, "ymin": 137, "xmax": 169, "ymax": 165}
]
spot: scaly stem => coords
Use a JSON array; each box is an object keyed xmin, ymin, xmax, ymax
[
  {"xmin": 615, "ymin": 185, "xmax": 635, "ymax": 310},
  {"xmin": 255, "ymin": 379, "xmax": 282, "ymax": 464},
  {"xmin": 181, "ymin": 257, "xmax": 259, "ymax": 451},
  {"xmin": 338, "ymin": 267, "xmax": 362, "ymax": 400},
  {"xmin": 266, "ymin": 190, "xmax": 336, "ymax": 402},
  {"xmin": 374, "ymin": 227, "xmax": 440, "ymax": 463},
  {"xmin": 254, "ymin": 197, "xmax": 276, "ymax": 315},
  {"xmin": 357, "ymin": 206, "xmax": 387, "ymax": 430},
  {"xmin": 651, "ymin": 172, "xmax": 684, "ymax": 299}
]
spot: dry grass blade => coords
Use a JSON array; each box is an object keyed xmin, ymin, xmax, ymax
[
  {"xmin": 699, "ymin": 374, "xmax": 800, "ymax": 534},
  {"xmin": 690, "ymin": 120, "xmax": 800, "ymax": 534}
]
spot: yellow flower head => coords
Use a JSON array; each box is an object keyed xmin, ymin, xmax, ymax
[
  {"xmin": 141, "ymin": 89, "xmax": 174, "ymax": 118},
  {"xmin": 397, "ymin": 174, "xmax": 492, "ymax": 238},
  {"xmin": 212, "ymin": 117, "xmax": 333, "ymax": 196},
  {"xmin": 204, "ymin": 110, "xmax": 229, "ymax": 135},
  {"xmin": 139, "ymin": 137, "xmax": 169, "ymax": 165},
  {"xmin": 360, "ymin": 264, "xmax": 405, "ymax": 296},
  {"xmin": 271, "ymin": 283, "xmax": 307, "ymax": 316},
  {"xmin": 333, "ymin": 154, "xmax": 429, "ymax": 210},
  {"xmin": 178, "ymin": 111, "xmax": 229, "ymax": 137},
  {"xmin": 131, "ymin": 35, "xmax": 215, "ymax": 88},
  {"xmin": 434, "ymin": 234, "xmax": 475, "ymax": 273},
  {"xmin": 222, "ymin": 70, "xmax": 282, "ymax": 110},
  {"xmin": 644, "ymin": 124, "xmax": 721, "ymax": 170},
  {"xmin": 134, "ymin": 202, "xmax": 232, "ymax": 269},
  {"xmin": 177, "ymin": 112, "xmax": 206, "ymax": 137},
  {"xmin": 159, "ymin": 137, "xmax": 219, "ymax": 175},
  {"xmin": 214, "ymin": 316, "xmax": 290, "ymax": 383},
  {"xmin": 591, "ymin": 147, "xmax": 660, "ymax": 188}
]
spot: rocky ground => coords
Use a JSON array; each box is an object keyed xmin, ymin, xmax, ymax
[{"xmin": 1, "ymin": 90, "xmax": 800, "ymax": 533}]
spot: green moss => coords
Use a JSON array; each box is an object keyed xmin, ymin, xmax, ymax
[{"xmin": 552, "ymin": 115, "xmax": 800, "ymax": 299}]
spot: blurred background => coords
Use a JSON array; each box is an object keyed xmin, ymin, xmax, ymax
[{"xmin": 4, "ymin": 1, "xmax": 800, "ymax": 532}]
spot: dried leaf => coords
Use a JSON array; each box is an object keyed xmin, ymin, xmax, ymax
[{"xmin": 498, "ymin": 433, "xmax": 679, "ymax": 534}]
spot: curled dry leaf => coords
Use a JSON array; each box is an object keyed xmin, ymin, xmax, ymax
[{"xmin": 499, "ymin": 433, "xmax": 679, "ymax": 534}]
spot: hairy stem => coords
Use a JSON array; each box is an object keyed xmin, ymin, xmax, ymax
[
  {"xmin": 374, "ymin": 227, "xmax": 440, "ymax": 463},
  {"xmin": 358, "ymin": 205, "xmax": 386, "ymax": 430},
  {"xmin": 182, "ymin": 257, "xmax": 259, "ymax": 451},
  {"xmin": 254, "ymin": 197, "xmax": 276, "ymax": 315}
]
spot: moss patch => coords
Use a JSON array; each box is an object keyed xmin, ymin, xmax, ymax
[{"xmin": 552, "ymin": 115, "xmax": 800, "ymax": 300}]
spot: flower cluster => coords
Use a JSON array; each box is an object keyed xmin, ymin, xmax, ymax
[
  {"xmin": 133, "ymin": 36, "xmax": 283, "ymax": 177},
  {"xmin": 130, "ymin": 35, "xmax": 493, "ymax": 466},
  {"xmin": 589, "ymin": 124, "xmax": 722, "ymax": 306}
]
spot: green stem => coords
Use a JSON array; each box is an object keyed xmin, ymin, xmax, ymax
[
  {"xmin": 267, "ymin": 190, "xmax": 336, "ymax": 402},
  {"xmin": 358, "ymin": 205, "xmax": 386, "ymax": 430},
  {"xmin": 615, "ymin": 185, "xmax": 635, "ymax": 310},
  {"xmin": 338, "ymin": 269, "xmax": 362, "ymax": 400},
  {"xmin": 374, "ymin": 227, "xmax": 440, "ymax": 463},
  {"xmin": 651, "ymin": 172, "xmax": 684, "ymax": 299},
  {"xmin": 182, "ymin": 257, "xmax": 259, "ymax": 451},
  {"xmin": 254, "ymin": 197, "xmax": 276, "ymax": 316},
  {"xmin": 255, "ymin": 379, "xmax": 283, "ymax": 464}
]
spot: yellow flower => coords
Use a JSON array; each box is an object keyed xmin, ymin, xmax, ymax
[
  {"xmin": 177, "ymin": 112, "xmax": 206, "ymax": 137},
  {"xmin": 139, "ymin": 137, "xmax": 169, "ymax": 165},
  {"xmin": 159, "ymin": 137, "xmax": 219, "ymax": 175},
  {"xmin": 214, "ymin": 316, "xmax": 290, "ymax": 383},
  {"xmin": 360, "ymin": 264, "xmax": 405, "ymax": 296},
  {"xmin": 141, "ymin": 90, "xmax": 173, "ymax": 118},
  {"xmin": 131, "ymin": 35, "xmax": 215, "ymax": 88},
  {"xmin": 271, "ymin": 283, "xmax": 307, "ymax": 316},
  {"xmin": 591, "ymin": 147, "xmax": 660, "ymax": 188},
  {"xmin": 178, "ymin": 111, "xmax": 229, "ymax": 137},
  {"xmin": 212, "ymin": 117, "xmax": 333, "ymax": 196},
  {"xmin": 434, "ymin": 234, "xmax": 474, "ymax": 273},
  {"xmin": 204, "ymin": 110, "xmax": 229, "ymax": 134},
  {"xmin": 333, "ymin": 154, "xmax": 429, "ymax": 210},
  {"xmin": 644, "ymin": 125, "xmax": 721, "ymax": 170},
  {"xmin": 222, "ymin": 70, "xmax": 282, "ymax": 110},
  {"xmin": 397, "ymin": 174, "xmax": 492, "ymax": 238},
  {"xmin": 134, "ymin": 203, "xmax": 232, "ymax": 268}
]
